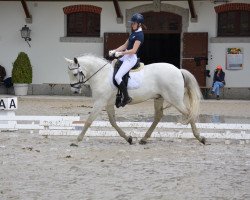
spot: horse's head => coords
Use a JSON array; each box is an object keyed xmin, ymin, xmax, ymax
[
  {"xmin": 65, "ymin": 57, "xmax": 85, "ymax": 94},
  {"xmin": 65, "ymin": 54, "xmax": 110, "ymax": 93}
]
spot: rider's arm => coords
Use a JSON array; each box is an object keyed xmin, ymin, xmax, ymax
[
  {"xmin": 114, "ymin": 40, "xmax": 129, "ymax": 52},
  {"xmin": 122, "ymin": 40, "xmax": 141, "ymax": 55}
]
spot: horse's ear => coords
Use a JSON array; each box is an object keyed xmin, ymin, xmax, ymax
[
  {"xmin": 74, "ymin": 57, "xmax": 78, "ymax": 64},
  {"xmin": 64, "ymin": 57, "xmax": 73, "ymax": 64}
]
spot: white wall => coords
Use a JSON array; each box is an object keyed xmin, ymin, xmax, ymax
[
  {"xmin": 168, "ymin": 0, "xmax": 250, "ymax": 87},
  {"xmin": 187, "ymin": 0, "xmax": 250, "ymax": 87},
  {"xmin": 0, "ymin": 1, "xmax": 249, "ymax": 87},
  {"xmin": 0, "ymin": 1, "xmax": 148, "ymax": 84},
  {"xmin": 209, "ymin": 43, "xmax": 250, "ymax": 87}
]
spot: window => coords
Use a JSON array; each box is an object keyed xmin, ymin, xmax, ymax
[
  {"xmin": 215, "ymin": 3, "xmax": 250, "ymax": 37},
  {"xmin": 218, "ymin": 11, "xmax": 250, "ymax": 36},
  {"xmin": 67, "ymin": 12, "xmax": 100, "ymax": 37},
  {"xmin": 63, "ymin": 5, "xmax": 102, "ymax": 37}
]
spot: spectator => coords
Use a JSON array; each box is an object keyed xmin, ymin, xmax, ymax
[{"xmin": 211, "ymin": 65, "xmax": 226, "ymax": 100}]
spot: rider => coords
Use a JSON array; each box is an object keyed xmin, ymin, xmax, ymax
[{"xmin": 109, "ymin": 13, "xmax": 145, "ymax": 107}]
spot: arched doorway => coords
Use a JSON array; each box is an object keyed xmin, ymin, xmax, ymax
[
  {"xmin": 125, "ymin": 4, "xmax": 207, "ymax": 87},
  {"xmin": 138, "ymin": 11, "xmax": 181, "ymax": 67}
]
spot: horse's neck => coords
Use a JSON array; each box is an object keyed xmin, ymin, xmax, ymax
[
  {"xmin": 81, "ymin": 57, "xmax": 110, "ymax": 84},
  {"xmin": 79, "ymin": 58, "xmax": 97, "ymax": 73}
]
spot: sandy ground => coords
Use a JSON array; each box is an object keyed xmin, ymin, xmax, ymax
[
  {"xmin": 13, "ymin": 96, "xmax": 250, "ymax": 121},
  {"xmin": 0, "ymin": 96, "xmax": 250, "ymax": 200}
]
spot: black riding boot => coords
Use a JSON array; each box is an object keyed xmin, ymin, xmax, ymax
[{"xmin": 119, "ymin": 81, "xmax": 132, "ymax": 107}]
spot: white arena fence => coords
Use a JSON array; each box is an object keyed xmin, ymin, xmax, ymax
[
  {"xmin": 0, "ymin": 97, "xmax": 249, "ymax": 140},
  {"xmin": 0, "ymin": 115, "xmax": 250, "ymax": 140}
]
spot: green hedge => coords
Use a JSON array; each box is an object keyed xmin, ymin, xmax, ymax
[{"xmin": 12, "ymin": 52, "xmax": 32, "ymax": 84}]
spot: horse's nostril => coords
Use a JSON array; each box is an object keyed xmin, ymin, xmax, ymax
[
  {"xmin": 70, "ymin": 86, "xmax": 80, "ymax": 94},
  {"xmin": 73, "ymin": 74, "xmax": 77, "ymax": 76}
]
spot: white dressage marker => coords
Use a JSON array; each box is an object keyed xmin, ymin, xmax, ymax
[{"xmin": 0, "ymin": 97, "xmax": 18, "ymax": 129}]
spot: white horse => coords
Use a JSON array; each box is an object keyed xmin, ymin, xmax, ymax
[{"xmin": 65, "ymin": 54, "xmax": 205, "ymax": 145}]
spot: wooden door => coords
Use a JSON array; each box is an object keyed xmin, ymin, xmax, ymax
[
  {"xmin": 182, "ymin": 32, "xmax": 208, "ymax": 87},
  {"xmin": 103, "ymin": 32, "xmax": 129, "ymax": 60}
]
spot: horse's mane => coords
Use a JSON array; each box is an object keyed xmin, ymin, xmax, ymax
[{"xmin": 77, "ymin": 53, "xmax": 109, "ymax": 66}]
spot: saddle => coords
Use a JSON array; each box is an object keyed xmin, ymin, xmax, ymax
[{"xmin": 112, "ymin": 58, "xmax": 143, "ymax": 108}]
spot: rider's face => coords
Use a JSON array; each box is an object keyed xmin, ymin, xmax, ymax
[{"xmin": 131, "ymin": 22, "xmax": 139, "ymax": 30}]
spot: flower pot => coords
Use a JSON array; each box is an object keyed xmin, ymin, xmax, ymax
[{"xmin": 14, "ymin": 83, "xmax": 29, "ymax": 96}]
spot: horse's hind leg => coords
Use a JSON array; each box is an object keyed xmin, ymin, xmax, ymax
[
  {"xmin": 173, "ymin": 102, "xmax": 206, "ymax": 144},
  {"xmin": 106, "ymin": 104, "xmax": 132, "ymax": 144},
  {"xmin": 139, "ymin": 97, "xmax": 164, "ymax": 145}
]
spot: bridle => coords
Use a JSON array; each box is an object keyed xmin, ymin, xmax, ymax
[
  {"xmin": 68, "ymin": 63, "xmax": 85, "ymax": 90},
  {"xmin": 68, "ymin": 61, "xmax": 109, "ymax": 91}
]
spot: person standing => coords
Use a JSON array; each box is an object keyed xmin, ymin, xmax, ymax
[
  {"xmin": 109, "ymin": 13, "xmax": 145, "ymax": 107},
  {"xmin": 211, "ymin": 65, "xmax": 226, "ymax": 100}
]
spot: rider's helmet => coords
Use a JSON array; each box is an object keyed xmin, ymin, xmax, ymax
[{"xmin": 129, "ymin": 13, "xmax": 144, "ymax": 24}]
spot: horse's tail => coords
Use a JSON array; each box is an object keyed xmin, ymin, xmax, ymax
[{"xmin": 180, "ymin": 69, "xmax": 203, "ymax": 124}]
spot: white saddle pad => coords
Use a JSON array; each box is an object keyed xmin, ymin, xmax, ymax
[{"xmin": 109, "ymin": 66, "xmax": 144, "ymax": 90}]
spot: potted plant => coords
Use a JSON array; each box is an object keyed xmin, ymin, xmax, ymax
[{"xmin": 12, "ymin": 52, "xmax": 32, "ymax": 95}]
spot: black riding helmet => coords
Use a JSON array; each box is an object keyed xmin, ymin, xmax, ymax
[{"xmin": 128, "ymin": 13, "xmax": 144, "ymax": 24}]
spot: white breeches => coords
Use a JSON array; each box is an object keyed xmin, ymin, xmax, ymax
[{"xmin": 115, "ymin": 54, "xmax": 137, "ymax": 85}]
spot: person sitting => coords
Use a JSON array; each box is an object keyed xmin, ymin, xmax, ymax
[
  {"xmin": 211, "ymin": 65, "xmax": 226, "ymax": 100},
  {"xmin": 109, "ymin": 13, "xmax": 145, "ymax": 107}
]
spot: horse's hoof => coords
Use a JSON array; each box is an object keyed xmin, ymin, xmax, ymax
[
  {"xmin": 139, "ymin": 139, "xmax": 147, "ymax": 145},
  {"xmin": 127, "ymin": 136, "xmax": 133, "ymax": 145},
  {"xmin": 200, "ymin": 137, "xmax": 206, "ymax": 145},
  {"xmin": 77, "ymin": 135, "xmax": 83, "ymax": 142},
  {"xmin": 70, "ymin": 143, "xmax": 78, "ymax": 147}
]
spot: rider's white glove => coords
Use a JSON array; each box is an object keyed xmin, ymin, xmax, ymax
[
  {"xmin": 115, "ymin": 51, "xmax": 123, "ymax": 58},
  {"xmin": 109, "ymin": 50, "xmax": 116, "ymax": 57}
]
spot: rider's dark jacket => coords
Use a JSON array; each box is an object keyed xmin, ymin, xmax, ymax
[{"xmin": 127, "ymin": 30, "xmax": 144, "ymax": 55}]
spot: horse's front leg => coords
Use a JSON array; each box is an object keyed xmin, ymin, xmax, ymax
[
  {"xmin": 77, "ymin": 100, "xmax": 105, "ymax": 142},
  {"xmin": 139, "ymin": 97, "xmax": 164, "ymax": 144},
  {"xmin": 106, "ymin": 104, "xmax": 132, "ymax": 144}
]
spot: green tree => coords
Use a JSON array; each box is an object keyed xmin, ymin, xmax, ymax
[{"xmin": 12, "ymin": 52, "xmax": 32, "ymax": 84}]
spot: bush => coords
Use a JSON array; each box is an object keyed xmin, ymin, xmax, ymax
[{"xmin": 12, "ymin": 52, "xmax": 32, "ymax": 84}]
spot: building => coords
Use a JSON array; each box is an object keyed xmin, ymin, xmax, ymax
[{"xmin": 0, "ymin": 0, "xmax": 249, "ymax": 98}]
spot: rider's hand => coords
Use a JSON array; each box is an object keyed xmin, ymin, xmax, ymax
[
  {"xmin": 109, "ymin": 50, "xmax": 116, "ymax": 57},
  {"xmin": 115, "ymin": 51, "xmax": 123, "ymax": 58}
]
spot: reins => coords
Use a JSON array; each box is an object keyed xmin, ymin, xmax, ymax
[{"xmin": 82, "ymin": 62, "xmax": 109, "ymax": 83}]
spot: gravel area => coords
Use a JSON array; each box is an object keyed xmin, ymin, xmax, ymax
[{"xmin": 0, "ymin": 95, "xmax": 249, "ymax": 200}]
